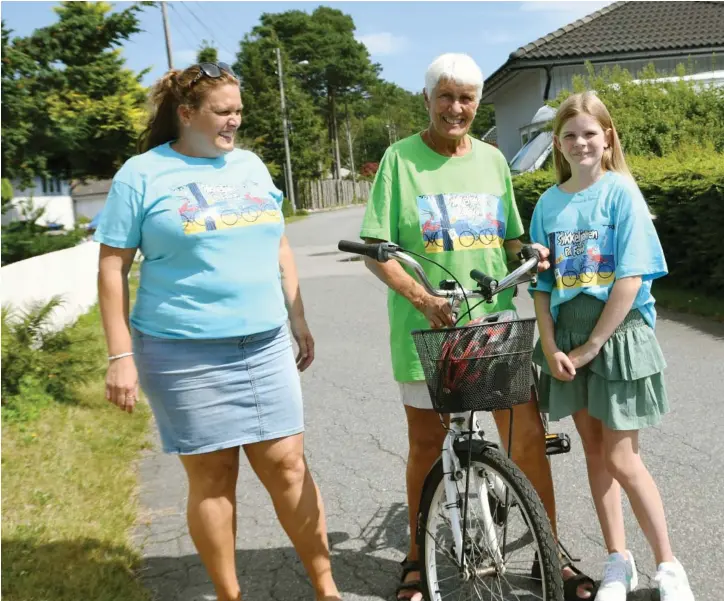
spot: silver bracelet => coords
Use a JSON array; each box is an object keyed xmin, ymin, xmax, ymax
[{"xmin": 108, "ymin": 352, "xmax": 134, "ymax": 362}]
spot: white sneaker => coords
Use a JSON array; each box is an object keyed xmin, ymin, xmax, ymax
[
  {"xmin": 596, "ymin": 551, "xmax": 638, "ymax": 601},
  {"xmin": 656, "ymin": 558, "xmax": 695, "ymax": 601}
]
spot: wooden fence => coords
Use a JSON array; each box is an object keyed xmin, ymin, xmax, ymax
[{"xmin": 297, "ymin": 179, "xmax": 372, "ymax": 211}]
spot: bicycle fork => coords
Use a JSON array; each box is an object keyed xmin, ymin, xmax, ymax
[{"xmin": 441, "ymin": 418, "xmax": 505, "ymax": 577}]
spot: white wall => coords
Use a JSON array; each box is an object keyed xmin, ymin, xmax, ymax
[
  {"xmin": 491, "ymin": 69, "xmax": 547, "ymax": 161},
  {"xmin": 547, "ymin": 55, "xmax": 724, "ymax": 99},
  {"xmin": 75, "ymin": 197, "xmax": 105, "ymax": 221},
  {"xmin": 7, "ymin": 177, "xmax": 76, "ymax": 229},
  {"xmin": 8, "ymin": 195, "xmax": 76, "ymax": 229},
  {"xmin": 1, "ymin": 241, "xmax": 100, "ymax": 332},
  {"xmin": 490, "ymin": 53, "xmax": 724, "ymax": 162}
]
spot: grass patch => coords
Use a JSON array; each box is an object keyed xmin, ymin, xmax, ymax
[
  {"xmin": 2, "ymin": 268, "xmax": 153, "ymax": 601},
  {"xmin": 654, "ymin": 280, "xmax": 724, "ymax": 322}
]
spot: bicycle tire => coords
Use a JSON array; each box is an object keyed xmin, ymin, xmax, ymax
[{"xmin": 418, "ymin": 445, "xmax": 563, "ymax": 601}]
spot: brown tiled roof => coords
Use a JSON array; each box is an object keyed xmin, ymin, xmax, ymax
[
  {"xmin": 512, "ymin": 1, "xmax": 724, "ymax": 60},
  {"xmin": 483, "ymin": 1, "xmax": 724, "ymax": 97},
  {"xmin": 71, "ymin": 179, "xmax": 112, "ymax": 198}
]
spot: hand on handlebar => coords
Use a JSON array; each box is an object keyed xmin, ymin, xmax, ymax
[
  {"xmin": 529, "ymin": 243, "xmax": 551, "ymax": 272},
  {"xmin": 415, "ymin": 294, "xmax": 455, "ymax": 329}
]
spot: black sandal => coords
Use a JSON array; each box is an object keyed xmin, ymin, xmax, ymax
[
  {"xmin": 531, "ymin": 548, "xmax": 598, "ymax": 601},
  {"xmin": 396, "ymin": 557, "xmax": 424, "ymax": 600}
]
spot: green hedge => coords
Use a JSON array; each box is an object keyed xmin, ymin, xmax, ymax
[{"xmin": 513, "ymin": 151, "xmax": 724, "ymax": 295}]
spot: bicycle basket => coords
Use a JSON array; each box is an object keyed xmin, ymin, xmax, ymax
[{"xmin": 411, "ymin": 318, "xmax": 536, "ymax": 413}]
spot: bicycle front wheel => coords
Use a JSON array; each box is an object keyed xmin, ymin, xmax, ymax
[{"xmin": 418, "ymin": 445, "xmax": 563, "ymax": 601}]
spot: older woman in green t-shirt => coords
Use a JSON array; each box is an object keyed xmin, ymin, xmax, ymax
[{"xmin": 359, "ymin": 53, "xmax": 595, "ymax": 601}]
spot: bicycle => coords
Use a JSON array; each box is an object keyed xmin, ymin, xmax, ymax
[{"xmin": 338, "ymin": 239, "xmax": 570, "ymax": 601}]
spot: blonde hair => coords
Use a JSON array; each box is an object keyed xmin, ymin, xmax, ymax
[
  {"xmin": 137, "ymin": 65, "xmax": 239, "ymax": 153},
  {"xmin": 552, "ymin": 92, "xmax": 631, "ymax": 184}
]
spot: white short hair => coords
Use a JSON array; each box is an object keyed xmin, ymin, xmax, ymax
[{"xmin": 424, "ymin": 53, "xmax": 483, "ymax": 100}]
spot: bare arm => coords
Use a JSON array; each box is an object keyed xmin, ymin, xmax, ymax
[
  {"xmin": 362, "ymin": 237, "xmax": 453, "ymax": 328},
  {"xmin": 503, "ymin": 238, "xmax": 551, "ymax": 271},
  {"xmin": 568, "ymin": 276, "xmax": 642, "ymax": 368},
  {"xmin": 98, "ymin": 244, "xmax": 139, "ymax": 413},
  {"xmin": 534, "ymin": 291, "xmax": 575, "ymax": 381},
  {"xmin": 279, "ymin": 234, "xmax": 314, "ymax": 371}
]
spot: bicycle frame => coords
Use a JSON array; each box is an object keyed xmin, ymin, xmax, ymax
[
  {"xmin": 441, "ymin": 412, "xmax": 506, "ymax": 570},
  {"xmin": 337, "ymin": 240, "xmax": 542, "ymax": 576}
]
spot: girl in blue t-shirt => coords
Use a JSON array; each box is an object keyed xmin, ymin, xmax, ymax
[{"xmin": 529, "ymin": 92, "xmax": 694, "ymax": 601}]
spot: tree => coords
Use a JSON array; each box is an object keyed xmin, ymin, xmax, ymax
[
  {"xmin": 1, "ymin": 2, "xmax": 149, "ymax": 187},
  {"xmin": 1, "ymin": 178, "xmax": 13, "ymax": 214},
  {"xmin": 470, "ymin": 104, "xmax": 495, "ymax": 141},
  {"xmin": 197, "ymin": 40, "xmax": 218, "ymax": 64},
  {"xmin": 255, "ymin": 8, "xmax": 379, "ymax": 178},
  {"xmin": 235, "ymin": 27, "xmax": 327, "ymax": 187},
  {"xmin": 552, "ymin": 61, "xmax": 724, "ymax": 156}
]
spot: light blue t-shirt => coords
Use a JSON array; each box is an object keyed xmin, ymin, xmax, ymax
[
  {"xmin": 528, "ymin": 171, "xmax": 667, "ymax": 328},
  {"xmin": 94, "ymin": 142, "xmax": 288, "ymax": 339}
]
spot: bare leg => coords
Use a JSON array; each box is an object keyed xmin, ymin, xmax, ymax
[
  {"xmin": 494, "ymin": 400, "xmax": 593, "ymax": 598},
  {"xmin": 244, "ymin": 433, "xmax": 340, "ymax": 601},
  {"xmin": 602, "ymin": 426, "xmax": 674, "ymax": 565},
  {"xmin": 572, "ymin": 409, "xmax": 627, "ymax": 555},
  {"xmin": 179, "ymin": 447, "xmax": 241, "ymax": 601},
  {"xmin": 401, "ymin": 405, "xmax": 448, "ymax": 601}
]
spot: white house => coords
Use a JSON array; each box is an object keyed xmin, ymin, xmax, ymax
[
  {"xmin": 2, "ymin": 177, "xmax": 75, "ymax": 229},
  {"xmin": 71, "ymin": 179, "xmax": 112, "ymax": 222},
  {"xmin": 482, "ymin": 1, "xmax": 724, "ymax": 161}
]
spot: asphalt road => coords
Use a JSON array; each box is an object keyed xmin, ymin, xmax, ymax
[{"xmin": 134, "ymin": 206, "xmax": 723, "ymax": 601}]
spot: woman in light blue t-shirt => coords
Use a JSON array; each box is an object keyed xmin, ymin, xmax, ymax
[{"xmin": 95, "ymin": 63, "xmax": 341, "ymax": 601}]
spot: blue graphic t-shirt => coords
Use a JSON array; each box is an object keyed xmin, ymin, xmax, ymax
[
  {"xmin": 528, "ymin": 171, "xmax": 667, "ymax": 327},
  {"xmin": 94, "ymin": 142, "xmax": 287, "ymax": 339}
]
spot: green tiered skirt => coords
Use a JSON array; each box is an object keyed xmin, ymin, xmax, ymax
[{"xmin": 533, "ymin": 294, "xmax": 669, "ymax": 431}]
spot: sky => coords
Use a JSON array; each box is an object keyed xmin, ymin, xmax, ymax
[{"xmin": 1, "ymin": 0, "xmax": 615, "ymax": 92}]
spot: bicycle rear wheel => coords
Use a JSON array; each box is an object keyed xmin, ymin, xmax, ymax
[{"xmin": 418, "ymin": 445, "xmax": 562, "ymax": 600}]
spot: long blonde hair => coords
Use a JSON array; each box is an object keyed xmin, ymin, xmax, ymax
[
  {"xmin": 137, "ymin": 65, "xmax": 239, "ymax": 153},
  {"xmin": 552, "ymin": 92, "xmax": 631, "ymax": 184}
]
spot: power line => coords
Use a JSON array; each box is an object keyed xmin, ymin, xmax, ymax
[
  {"xmin": 179, "ymin": 2, "xmax": 237, "ymax": 59},
  {"xmin": 168, "ymin": 3, "xmax": 199, "ymax": 52},
  {"xmin": 193, "ymin": 1, "xmax": 239, "ymax": 57}
]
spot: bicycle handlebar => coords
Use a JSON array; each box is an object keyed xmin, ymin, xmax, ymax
[{"xmin": 337, "ymin": 240, "xmax": 540, "ymax": 300}]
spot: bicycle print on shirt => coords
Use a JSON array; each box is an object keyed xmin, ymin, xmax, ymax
[
  {"xmin": 417, "ymin": 193, "xmax": 506, "ymax": 253},
  {"xmin": 174, "ymin": 182, "xmax": 282, "ymax": 235},
  {"xmin": 550, "ymin": 224, "xmax": 616, "ymax": 289}
]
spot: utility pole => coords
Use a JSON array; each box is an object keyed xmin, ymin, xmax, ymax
[
  {"xmin": 275, "ymin": 47, "xmax": 296, "ymax": 213},
  {"xmin": 344, "ymin": 99, "xmax": 357, "ymax": 184},
  {"xmin": 160, "ymin": 2, "xmax": 173, "ymax": 70}
]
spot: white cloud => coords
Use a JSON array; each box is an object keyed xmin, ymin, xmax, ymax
[{"xmin": 356, "ymin": 32, "xmax": 409, "ymax": 56}]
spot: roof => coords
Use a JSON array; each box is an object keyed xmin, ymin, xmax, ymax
[
  {"xmin": 483, "ymin": 1, "xmax": 724, "ymax": 98},
  {"xmin": 71, "ymin": 179, "xmax": 112, "ymax": 198}
]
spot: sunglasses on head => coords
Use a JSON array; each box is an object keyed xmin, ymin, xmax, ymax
[{"xmin": 189, "ymin": 62, "xmax": 237, "ymax": 86}]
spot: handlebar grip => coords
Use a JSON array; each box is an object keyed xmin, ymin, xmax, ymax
[
  {"xmin": 519, "ymin": 244, "xmax": 541, "ymax": 262},
  {"xmin": 470, "ymin": 269, "xmax": 498, "ymax": 292},
  {"xmin": 338, "ymin": 240, "xmax": 387, "ymax": 262}
]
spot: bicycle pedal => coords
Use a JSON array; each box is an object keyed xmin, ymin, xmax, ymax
[{"xmin": 545, "ymin": 433, "xmax": 571, "ymax": 455}]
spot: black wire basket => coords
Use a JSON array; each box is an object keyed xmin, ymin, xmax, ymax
[{"xmin": 411, "ymin": 318, "xmax": 536, "ymax": 413}]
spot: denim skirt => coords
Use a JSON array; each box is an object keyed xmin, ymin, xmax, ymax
[{"xmin": 132, "ymin": 325, "xmax": 304, "ymax": 455}]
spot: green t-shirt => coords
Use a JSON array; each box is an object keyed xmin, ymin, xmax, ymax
[{"xmin": 360, "ymin": 134, "xmax": 525, "ymax": 382}]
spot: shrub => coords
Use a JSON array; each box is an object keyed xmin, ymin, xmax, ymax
[
  {"xmin": 1, "ymin": 297, "xmax": 103, "ymax": 422},
  {"xmin": 551, "ymin": 61, "xmax": 724, "ymax": 157},
  {"xmin": 512, "ymin": 150, "xmax": 724, "ymax": 295}
]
